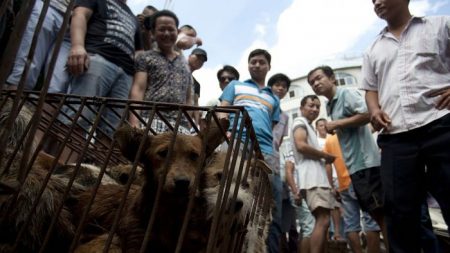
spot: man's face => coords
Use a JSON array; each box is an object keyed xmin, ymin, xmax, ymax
[
  {"xmin": 301, "ymin": 98, "xmax": 320, "ymax": 122},
  {"xmin": 219, "ymin": 70, "xmax": 237, "ymax": 90},
  {"xmin": 316, "ymin": 120, "xmax": 327, "ymax": 138},
  {"xmin": 272, "ymin": 81, "xmax": 288, "ymax": 100},
  {"xmin": 248, "ymin": 55, "xmax": 270, "ymax": 82},
  {"xmin": 308, "ymin": 69, "xmax": 335, "ymax": 96},
  {"xmin": 372, "ymin": 0, "xmax": 408, "ymax": 21},
  {"xmin": 188, "ymin": 54, "xmax": 205, "ymax": 71},
  {"xmin": 153, "ymin": 16, "xmax": 178, "ymax": 51}
]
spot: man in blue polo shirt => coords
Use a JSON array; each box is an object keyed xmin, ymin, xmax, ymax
[{"xmin": 219, "ymin": 48, "xmax": 281, "ymax": 253}]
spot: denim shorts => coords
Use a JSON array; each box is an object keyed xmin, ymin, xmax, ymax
[
  {"xmin": 340, "ymin": 184, "xmax": 380, "ymax": 233},
  {"xmin": 350, "ymin": 166, "xmax": 384, "ymax": 212}
]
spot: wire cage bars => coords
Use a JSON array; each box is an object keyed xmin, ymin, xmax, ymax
[{"xmin": 0, "ymin": 91, "xmax": 273, "ymax": 253}]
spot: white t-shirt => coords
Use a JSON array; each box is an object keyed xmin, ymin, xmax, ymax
[{"xmin": 291, "ymin": 116, "xmax": 330, "ymax": 190}]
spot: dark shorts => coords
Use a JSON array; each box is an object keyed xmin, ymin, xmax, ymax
[{"xmin": 350, "ymin": 166, "xmax": 383, "ymax": 212}]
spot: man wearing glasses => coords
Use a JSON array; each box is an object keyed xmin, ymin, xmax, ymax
[{"xmin": 217, "ymin": 65, "xmax": 240, "ymax": 91}]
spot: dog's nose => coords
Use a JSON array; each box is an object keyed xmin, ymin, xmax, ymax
[
  {"xmin": 234, "ymin": 200, "xmax": 243, "ymax": 212},
  {"xmin": 174, "ymin": 179, "xmax": 190, "ymax": 192}
]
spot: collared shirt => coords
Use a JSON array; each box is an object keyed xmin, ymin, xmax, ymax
[
  {"xmin": 290, "ymin": 116, "xmax": 330, "ymax": 190},
  {"xmin": 220, "ymin": 79, "xmax": 280, "ymax": 155},
  {"xmin": 327, "ymin": 87, "xmax": 380, "ymax": 174},
  {"xmin": 361, "ymin": 16, "xmax": 450, "ymax": 134}
]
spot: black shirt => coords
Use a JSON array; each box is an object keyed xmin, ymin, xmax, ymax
[{"xmin": 75, "ymin": 0, "xmax": 142, "ymax": 75}]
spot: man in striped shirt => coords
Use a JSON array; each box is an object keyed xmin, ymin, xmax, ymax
[{"xmin": 219, "ymin": 48, "xmax": 281, "ymax": 253}]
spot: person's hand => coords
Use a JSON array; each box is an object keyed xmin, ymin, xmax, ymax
[
  {"xmin": 195, "ymin": 37, "xmax": 203, "ymax": 46},
  {"xmin": 67, "ymin": 45, "xmax": 89, "ymax": 76},
  {"xmin": 324, "ymin": 153, "xmax": 336, "ymax": 164},
  {"xmin": 370, "ymin": 108, "xmax": 391, "ymax": 131},
  {"xmin": 293, "ymin": 190, "xmax": 302, "ymax": 206},
  {"xmin": 332, "ymin": 189, "xmax": 341, "ymax": 202},
  {"xmin": 325, "ymin": 121, "xmax": 339, "ymax": 134},
  {"xmin": 427, "ymin": 88, "xmax": 450, "ymax": 110}
]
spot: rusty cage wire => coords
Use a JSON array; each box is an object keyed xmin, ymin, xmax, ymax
[{"xmin": 0, "ymin": 90, "xmax": 273, "ymax": 253}]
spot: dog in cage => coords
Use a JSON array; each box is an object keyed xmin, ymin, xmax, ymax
[
  {"xmin": 242, "ymin": 159, "xmax": 274, "ymax": 253},
  {"xmin": 0, "ymin": 100, "xmax": 85, "ymax": 252},
  {"xmin": 202, "ymin": 151, "xmax": 253, "ymax": 225},
  {"xmin": 72, "ymin": 118, "xmax": 229, "ymax": 252}
]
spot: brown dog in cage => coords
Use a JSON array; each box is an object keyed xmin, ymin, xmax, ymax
[
  {"xmin": 72, "ymin": 119, "xmax": 229, "ymax": 252},
  {"xmin": 0, "ymin": 101, "xmax": 85, "ymax": 253},
  {"xmin": 202, "ymin": 153, "xmax": 273, "ymax": 253}
]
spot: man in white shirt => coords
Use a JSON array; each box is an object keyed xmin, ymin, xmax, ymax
[
  {"xmin": 362, "ymin": 0, "xmax": 450, "ymax": 252},
  {"xmin": 290, "ymin": 95, "xmax": 335, "ymax": 253}
]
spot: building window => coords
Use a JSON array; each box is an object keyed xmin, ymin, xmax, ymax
[
  {"xmin": 335, "ymin": 72, "xmax": 357, "ymax": 86},
  {"xmin": 292, "ymin": 112, "xmax": 298, "ymax": 119},
  {"xmin": 289, "ymin": 90, "xmax": 295, "ymax": 98}
]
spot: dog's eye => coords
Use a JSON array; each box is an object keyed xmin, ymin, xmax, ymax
[
  {"xmin": 157, "ymin": 149, "xmax": 168, "ymax": 158},
  {"xmin": 215, "ymin": 172, "xmax": 222, "ymax": 181},
  {"xmin": 241, "ymin": 180, "xmax": 250, "ymax": 189},
  {"xmin": 189, "ymin": 152, "xmax": 199, "ymax": 162}
]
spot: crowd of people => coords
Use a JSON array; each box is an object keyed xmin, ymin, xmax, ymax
[{"xmin": 0, "ymin": 0, "xmax": 449, "ymax": 253}]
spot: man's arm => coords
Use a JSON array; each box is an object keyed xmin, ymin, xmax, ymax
[
  {"xmin": 217, "ymin": 100, "xmax": 231, "ymax": 119},
  {"xmin": 176, "ymin": 34, "xmax": 203, "ymax": 50},
  {"xmin": 128, "ymin": 72, "xmax": 148, "ymax": 128},
  {"xmin": 325, "ymin": 113, "xmax": 370, "ymax": 134},
  {"xmin": 285, "ymin": 160, "xmax": 300, "ymax": 204},
  {"xmin": 365, "ymin": 90, "xmax": 391, "ymax": 131},
  {"xmin": 67, "ymin": 7, "xmax": 93, "ymax": 76},
  {"xmin": 293, "ymin": 127, "xmax": 335, "ymax": 163}
]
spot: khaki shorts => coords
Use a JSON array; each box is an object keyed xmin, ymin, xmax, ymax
[{"xmin": 303, "ymin": 187, "xmax": 334, "ymax": 212}]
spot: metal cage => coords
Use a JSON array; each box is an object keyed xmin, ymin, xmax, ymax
[{"xmin": 0, "ymin": 91, "xmax": 273, "ymax": 253}]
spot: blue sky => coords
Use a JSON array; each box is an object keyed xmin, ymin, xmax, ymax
[{"xmin": 128, "ymin": 0, "xmax": 450, "ymax": 105}]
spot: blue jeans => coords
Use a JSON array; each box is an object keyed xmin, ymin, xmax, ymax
[
  {"xmin": 264, "ymin": 153, "xmax": 283, "ymax": 253},
  {"xmin": 340, "ymin": 184, "xmax": 380, "ymax": 233},
  {"xmin": 378, "ymin": 113, "xmax": 450, "ymax": 253},
  {"xmin": 65, "ymin": 54, "xmax": 132, "ymax": 137},
  {"xmin": 7, "ymin": 0, "xmax": 68, "ymax": 92}
]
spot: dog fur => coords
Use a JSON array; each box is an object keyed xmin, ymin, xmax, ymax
[
  {"xmin": 72, "ymin": 119, "xmax": 229, "ymax": 252},
  {"xmin": 0, "ymin": 101, "xmax": 84, "ymax": 252}
]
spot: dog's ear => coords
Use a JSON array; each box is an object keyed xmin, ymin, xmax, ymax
[
  {"xmin": 114, "ymin": 125, "xmax": 152, "ymax": 163},
  {"xmin": 200, "ymin": 118, "xmax": 229, "ymax": 156}
]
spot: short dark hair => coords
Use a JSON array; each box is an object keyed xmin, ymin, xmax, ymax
[
  {"xmin": 149, "ymin": 10, "xmax": 179, "ymax": 31},
  {"xmin": 217, "ymin": 65, "xmax": 240, "ymax": 81},
  {"xmin": 315, "ymin": 118, "xmax": 327, "ymax": 127},
  {"xmin": 144, "ymin": 5, "xmax": 158, "ymax": 13},
  {"xmin": 268, "ymin": 73, "xmax": 291, "ymax": 90},
  {"xmin": 248, "ymin": 49, "xmax": 271, "ymax": 65},
  {"xmin": 300, "ymin": 95, "xmax": 319, "ymax": 107},
  {"xmin": 307, "ymin": 65, "xmax": 335, "ymax": 85}
]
